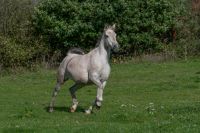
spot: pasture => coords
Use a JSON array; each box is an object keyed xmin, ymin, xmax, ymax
[{"xmin": 0, "ymin": 59, "xmax": 200, "ymax": 132}]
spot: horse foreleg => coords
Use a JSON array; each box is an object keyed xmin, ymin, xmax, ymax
[
  {"xmin": 49, "ymin": 83, "xmax": 61, "ymax": 112},
  {"xmin": 85, "ymin": 76, "xmax": 106, "ymax": 114},
  {"xmin": 96, "ymin": 81, "xmax": 106, "ymax": 109},
  {"xmin": 69, "ymin": 83, "xmax": 82, "ymax": 113}
]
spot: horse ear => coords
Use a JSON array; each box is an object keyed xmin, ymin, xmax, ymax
[
  {"xmin": 112, "ymin": 24, "xmax": 116, "ymax": 31},
  {"xmin": 104, "ymin": 24, "xmax": 109, "ymax": 31}
]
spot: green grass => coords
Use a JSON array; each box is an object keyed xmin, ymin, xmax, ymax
[{"xmin": 0, "ymin": 59, "xmax": 200, "ymax": 133}]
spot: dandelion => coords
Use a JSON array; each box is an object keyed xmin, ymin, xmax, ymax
[
  {"xmin": 120, "ymin": 104, "xmax": 127, "ymax": 107},
  {"xmin": 149, "ymin": 102, "xmax": 154, "ymax": 105},
  {"xmin": 131, "ymin": 104, "xmax": 136, "ymax": 108},
  {"xmin": 146, "ymin": 102, "xmax": 156, "ymax": 115}
]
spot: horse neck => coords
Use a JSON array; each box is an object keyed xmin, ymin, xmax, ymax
[{"xmin": 97, "ymin": 34, "xmax": 111, "ymax": 61}]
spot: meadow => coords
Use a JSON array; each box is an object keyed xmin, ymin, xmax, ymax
[{"xmin": 0, "ymin": 59, "xmax": 200, "ymax": 133}]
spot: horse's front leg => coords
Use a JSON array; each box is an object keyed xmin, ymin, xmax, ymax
[
  {"xmin": 85, "ymin": 77, "xmax": 106, "ymax": 114},
  {"xmin": 96, "ymin": 81, "xmax": 107, "ymax": 109}
]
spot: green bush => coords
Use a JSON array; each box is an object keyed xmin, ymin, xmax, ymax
[
  {"xmin": 0, "ymin": 36, "xmax": 47, "ymax": 68},
  {"xmin": 0, "ymin": 0, "xmax": 48, "ymax": 69},
  {"xmin": 33, "ymin": 0, "xmax": 178, "ymax": 55},
  {"xmin": 167, "ymin": 0, "xmax": 200, "ymax": 58},
  {"xmin": 0, "ymin": 37, "xmax": 31, "ymax": 67}
]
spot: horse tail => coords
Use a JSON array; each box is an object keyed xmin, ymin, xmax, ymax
[{"xmin": 67, "ymin": 48, "xmax": 85, "ymax": 55}]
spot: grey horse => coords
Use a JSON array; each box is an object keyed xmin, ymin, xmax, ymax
[{"xmin": 49, "ymin": 24, "xmax": 119, "ymax": 114}]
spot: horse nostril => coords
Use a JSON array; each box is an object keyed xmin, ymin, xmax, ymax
[
  {"xmin": 114, "ymin": 43, "xmax": 119, "ymax": 49},
  {"xmin": 113, "ymin": 44, "xmax": 117, "ymax": 49},
  {"xmin": 112, "ymin": 43, "xmax": 119, "ymax": 52},
  {"xmin": 117, "ymin": 44, "xmax": 119, "ymax": 49}
]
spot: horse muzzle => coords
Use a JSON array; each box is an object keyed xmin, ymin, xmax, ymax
[{"xmin": 112, "ymin": 43, "xmax": 119, "ymax": 52}]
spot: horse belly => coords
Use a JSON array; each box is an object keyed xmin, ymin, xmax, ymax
[
  {"xmin": 72, "ymin": 71, "xmax": 88, "ymax": 83},
  {"xmin": 67, "ymin": 58, "xmax": 89, "ymax": 83}
]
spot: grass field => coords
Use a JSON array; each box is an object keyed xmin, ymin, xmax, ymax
[{"xmin": 0, "ymin": 59, "xmax": 200, "ymax": 133}]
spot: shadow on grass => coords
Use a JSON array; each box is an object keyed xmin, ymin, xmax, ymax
[
  {"xmin": 44, "ymin": 106, "xmax": 85, "ymax": 113},
  {"xmin": 3, "ymin": 128, "xmax": 36, "ymax": 133}
]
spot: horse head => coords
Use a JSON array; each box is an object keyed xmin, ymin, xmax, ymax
[{"xmin": 104, "ymin": 24, "xmax": 119, "ymax": 52}]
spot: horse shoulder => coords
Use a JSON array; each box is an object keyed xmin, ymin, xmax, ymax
[{"xmin": 100, "ymin": 63, "xmax": 110, "ymax": 80}]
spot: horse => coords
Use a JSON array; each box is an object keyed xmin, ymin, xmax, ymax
[{"xmin": 49, "ymin": 24, "xmax": 119, "ymax": 114}]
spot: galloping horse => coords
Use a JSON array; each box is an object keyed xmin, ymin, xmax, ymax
[{"xmin": 49, "ymin": 24, "xmax": 119, "ymax": 114}]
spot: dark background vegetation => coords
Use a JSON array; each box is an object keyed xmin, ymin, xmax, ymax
[{"xmin": 0, "ymin": 0, "xmax": 199, "ymax": 70}]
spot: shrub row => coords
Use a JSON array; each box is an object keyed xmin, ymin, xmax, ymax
[
  {"xmin": 33, "ymin": 0, "xmax": 178, "ymax": 55},
  {"xmin": 1, "ymin": 0, "xmax": 199, "ymax": 69}
]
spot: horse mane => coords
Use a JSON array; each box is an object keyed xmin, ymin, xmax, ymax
[
  {"xmin": 67, "ymin": 48, "xmax": 85, "ymax": 55},
  {"xmin": 95, "ymin": 33, "xmax": 103, "ymax": 47}
]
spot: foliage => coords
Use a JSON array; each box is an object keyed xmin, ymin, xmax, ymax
[
  {"xmin": 0, "ymin": 0, "xmax": 33, "ymax": 38},
  {"xmin": 33, "ymin": 0, "xmax": 178, "ymax": 55},
  {"xmin": 0, "ymin": 0, "xmax": 47, "ymax": 69},
  {"xmin": 0, "ymin": 0, "xmax": 199, "ymax": 69},
  {"xmin": 174, "ymin": 0, "xmax": 200, "ymax": 58},
  {"xmin": 0, "ymin": 36, "xmax": 30, "ymax": 67},
  {"xmin": 0, "ymin": 36, "xmax": 47, "ymax": 68}
]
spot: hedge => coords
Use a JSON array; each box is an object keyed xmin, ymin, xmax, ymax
[{"xmin": 33, "ymin": 0, "xmax": 178, "ymax": 55}]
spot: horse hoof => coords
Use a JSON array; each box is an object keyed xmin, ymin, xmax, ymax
[
  {"xmin": 49, "ymin": 108, "xmax": 54, "ymax": 113},
  {"xmin": 70, "ymin": 107, "xmax": 76, "ymax": 113},
  {"xmin": 85, "ymin": 109, "xmax": 92, "ymax": 114},
  {"xmin": 96, "ymin": 105, "xmax": 101, "ymax": 110}
]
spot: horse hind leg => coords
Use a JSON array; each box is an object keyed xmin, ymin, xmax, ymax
[
  {"xmin": 69, "ymin": 83, "xmax": 83, "ymax": 113},
  {"xmin": 49, "ymin": 82, "xmax": 61, "ymax": 112},
  {"xmin": 49, "ymin": 76, "xmax": 67, "ymax": 113},
  {"xmin": 49, "ymin": 68, "xmax": 69, "ymax": 112}
]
